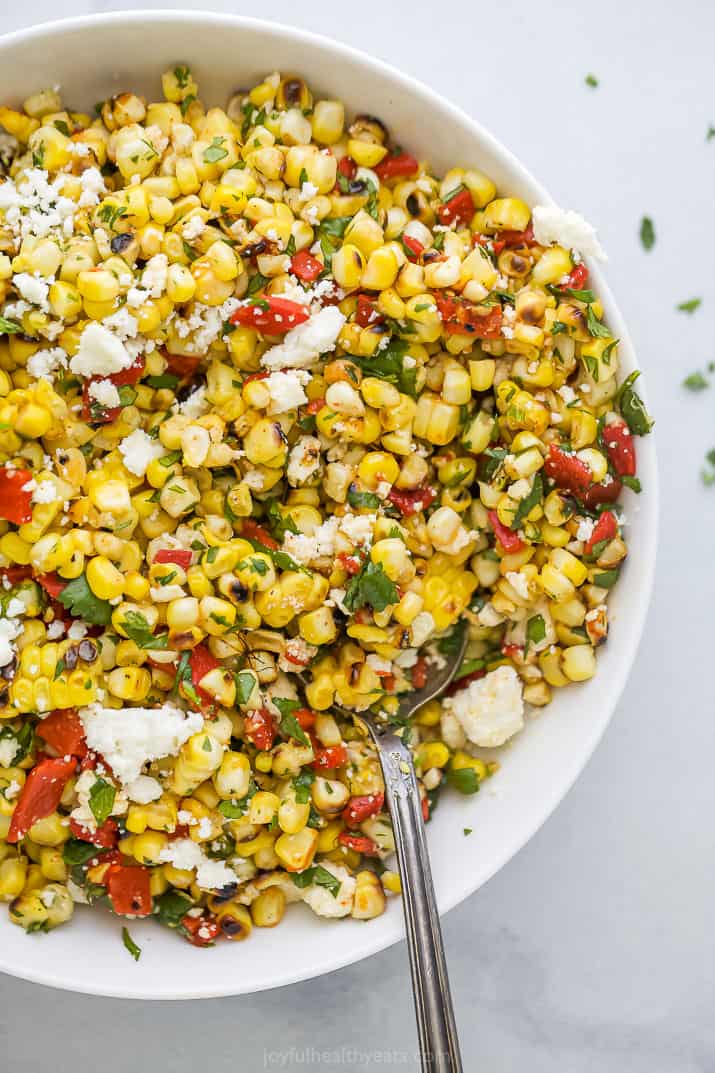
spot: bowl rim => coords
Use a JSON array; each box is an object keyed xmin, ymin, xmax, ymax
[{"xmin": 0, "ymin": 9, "xmax": 658, "ymax": 1000}]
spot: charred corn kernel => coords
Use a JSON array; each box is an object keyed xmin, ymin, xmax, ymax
[
  {"xmin": 331, "ymin": 244, "xmax": 366, "ymax": 289},
  {"xmin": 469, "ymin": 358, "xmax": 496, "ymax": 392},
  {"xmin": 352, "ymin": 870, "xmax": 386, "ymax": 920},
  {"xmin": 213, "ymin": 751, "xmax": 251, "ymax": 799},
  {"xmin": 0, "ymin": 859, "xmax": 28, "ymax": 902},
  {"xmin": 274, "ymin": 827, "xmax": 318, "ymax": 872},
  {"xmin": 415, "ymin": 742, "xmax": 450, "ymax": 771},
  {"xmin": 561, "ymin": 645, "xmax": 596, "ymax": 682},
  {"xmin": 250, "ymin": 886, "xmax": 286, "ymax": 927},
  {"xmin": 550, "ymin": 547, "xmax": 588, "ymax": 587},
  {"xmin": 86, "ymin": 555, "xmax": 124, "ymax": 600},
  {"xmin": 483, "ymin": 197, "xmax": 531, "ymax": 233}
]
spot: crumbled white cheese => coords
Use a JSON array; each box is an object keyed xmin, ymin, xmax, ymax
[
  {"xmin": 282, "ymin": 517, "xmax": 339, "ymax": 564},
  {"xmin": 532, "ymin": 205, "xmax": 607, "ymax": 262},
  {"xmin": 176, "ymin": 386, "xmax": 208, "ymax": 419},
  {"xmin": 301, "ymin": 863, "xmax": 355, "ymax": 918},
  {"xmin": 0, "ymin": 168, "xmax": 76, "ymax": 242},
  {"xmin": 77, "ymin": 166, "xmax": 106, "ymax": 208},
  {"xmin": 141, "ymin": 253, "xmax": 168, "ymax": 297},
  {"xmin": 26, "ymin": 346, "xmax": 68, "ymax": 381},
  {"xmin": 443, "ymin": 665, "xmax": 524, "ymax": 748},
  {"xmin": 0, "ymin": 737, "xmax": 19, "ymax": 767},
  {"xmin": 339, "ymin": 513, "xmax": 377, "ymax": 546},
  {"xmin": 67, "ymin": 621, "xmax": 88, "ymax": 641},
  {"xmin": 88, "ymin": 379, "xmax": 121, "ymax": 408},
  {"xmin": 78, "ymin": 703, "xmax": 204, "ymax": 785},
  {"xmin": 265, "ymin": 369, "xmax": 310, "ymax": 414},
  {"xmin": 366, "ymin": 654, "xmax": 393, "ymax": 675},
  {"xmin": 260, "ymin": 306, "xmax": 346, "ymax": 370},
  {"xmin": 70, "ymin": 323, "xmax": 134, "ymax": 378},
  {"xmin": 13, "ymin": 272, "xmax": 50, "ymax": 308},
  {"xmin": 557, "ymin": 384, "xmax": 577, "ymax": 405},
  {"xmin": 119, "ymin": 428, "xmax": 165, "ymax": 476},
  {"xmin": 278, "ymin": 637, "xmax": 318, "ymax": 673},
  {"xmin": 32, "ymin": 479, "xmax": 57, "ymax": 504},
  {"xmin": 286, "ymin": 435, "xmax": 321, "ymax": 486},
  {"xmin": 46, "ymin": 620, "xmax": 65, "ymax": 640},
  {"xmin": 0, "ymin": 615, "xmax": 22, "ymax": 667},
  {"xmin": 159, "ymin": 839, "xmax": 238, "ymax": 890},
  {"xmin": 576, "ymin": 517, "xmax": 595, "ymax": 543},
  {"xmin": 182, "ymin": 214, "xmax": 205, "ymax": 240}
]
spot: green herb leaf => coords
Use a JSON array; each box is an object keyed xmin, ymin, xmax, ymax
[
  {"xmin": 593, "ymin": 568, "xmax": 620, "ymax": 589},
  {"xmin": 447, "ymin": 766, "xmax": 480, "ymax": 795},
  {"xmin": 677, "ymin": 297, "xmax": 701, "ymax": 313},
  {"xmin": 621, "ymin": 475, "xmax": 642, "ymax": 493},
  {"xmin": 618, "ymin": 371, "xmax": 654, "ymax": 436},
  {"xmin": 0, "ymin": 315, "xmax": 23, "ymax": 336},
  {"xmin": 347, "ymin": 488, "xmax": 381, "ymax": 509},
  {"xmin": 585, "ymin": 74, "xmax": 599, "ymax": 88},
  {"xmin": 266, "ymin": 499, "xmax": 300, "ymax": 541},
  {"xmin": 0, "ymin": 723, "xmax": 33, "ymax": 766},
  {"xmin": 353, "ymin": 337, "xmax": 417, "ymax": 397},
  {"xmin": 639, "ymin": 216, "xmax": 655, "ymax": 251},
  {"xmin": 683, "ymin": 371, "xmax": 709, "ymax": 391},
  {"xmin": 437, "ymin": 620, "xmax": 467, "ymax": 659},
  {"xmin": 243, "ymin": 535, "xmax": 312, "ymax": 576},
  {"xmin": 62, "ymin": 839, "xmax": 103, "ymax": 866},
  {"xmin": 145, "ymin": 373, "xmax": 180, "ymax": 390},
  {"xmin": 525, "ymin": 614, "xmax": 546, "ymax": 653},
  {"xmin": 122, "ymin": 926, "xmax": 141, "ymax": 961},
  {"xmin": 154, "ymin": 889, "xmax": 193, "ymax": 928},
  {"xmin": 292, "ymin": 769, "xmax": 315, "ymax": 804},
  {"xmin": 455, "ymin": 657, "xmax": 485, "ymax": 680},
  {"xmin": 235, "ymin": 670, "xmax": 255, "ymax": 706},
  {"xmin": 291, "ymin": 865, "xmax": 340, "ymax": 897},
  {"xmin": 707, "ymin": 125, "xmax": 715, "ymax": 142},
  {"xmin": 89, "ymin": 778, "xmax": 116, "ymax": 827},
  {"xmin": 273, "ymin": 698, "xmax": 309, "ymax": 746},
  {"xmin": 463, "ymin": 827, "xmax": 473, "ymax": 836},
  {"xmin": 57, "ymin": 574, "xmax": 112, "ymax": 626},
  {"xmin": 510, "ymin": 472, "xmax": 543, "ymax": 531},
  {"xmin": 585, "ymin": 304, "xmax": 611, "ymax": 339},
  {"xmin": 159, "ymin": 449, "xmax": 182, "ymax": 468},
  {"xmin": 120, "ymin": 610, "xmax": 169, "ymax": 650},
  {"xmin": 344, "ymin": 560, "xmax": 399, "ymax": 614},
  {"xmin": 203, "ymin": 136, "xmax": 228, "ymax": 164}
]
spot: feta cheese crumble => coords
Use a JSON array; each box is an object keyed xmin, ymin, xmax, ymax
[
  {"xmin": 78, "ymin": 703, "xmax": 204, "ymax": 785},
  {"xmin": 119, "ymin": 428, "xmax": 165, "ymax": 476},
  {"xmin": 70, "ymin": 323, "xmax": 134, "ymax": 378},
  {"xmin": 442, "ymin": 665, "xmax": 525, "ymax": 748},
  {"xmin": 532, "ymin": 205, "xmax": 607, "ymax": 262},
  {"xmin": 88, "ymin": 379, "xmax": 121, "ymax": 409},
  {"xmin": 159, "ymin": 839, "xmax": 238, "ymax": 890},
  {"xmin": 265, "ymin": 369, "xmax": 310, "ymax": 414},
  {"xmin": 260, "ymin": 305, "xmax": 346, "ymax": 370}
]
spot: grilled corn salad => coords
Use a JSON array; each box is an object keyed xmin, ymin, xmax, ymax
[{"xmin": 0, "ymin": 67, "xmax": 651, "ymax": 948}]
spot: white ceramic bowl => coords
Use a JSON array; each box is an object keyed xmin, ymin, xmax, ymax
[{"xmin": 0, "ymin": 11, "xmax": 657, "ymax": 999}]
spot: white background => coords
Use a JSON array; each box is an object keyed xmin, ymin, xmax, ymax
[{"xmin": 0, "ymin": 1, "xmax": 713, "ymax": 1070}]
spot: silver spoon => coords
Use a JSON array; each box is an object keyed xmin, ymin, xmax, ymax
[{"xmin": 319, "ymin": 627, "xmax": 468, "ymax": 1073}]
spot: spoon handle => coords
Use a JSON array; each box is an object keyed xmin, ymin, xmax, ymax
[{"xmin": 374, "ymin": 732, "xmax": 463, "ymax": 1073}]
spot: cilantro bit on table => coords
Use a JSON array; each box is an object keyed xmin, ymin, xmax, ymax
[
  {"xmin": 639, "ymin": 216, "xmax": 655, "ymax": 251},
  {"xmin": 677, "ymin": 297, "xmax": 702, "ymax": 313},
  {"xmin": 683, "ymin": 372, "xmax": 709, "ymax": 392},
  {"xmin": 584, "ymin": 74, "xmax": 599, "ymax": 88}
]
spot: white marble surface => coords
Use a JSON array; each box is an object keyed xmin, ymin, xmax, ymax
[{"xmin": 0, "ymin": 1, "xmax": 713, "ymax": 1069}]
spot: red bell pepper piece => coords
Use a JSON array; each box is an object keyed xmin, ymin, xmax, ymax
[
  {"xmin": 500, "ymin": 222, "xmax": 536, "ymax": 248},
  {"xmin": 337, "ymin": 551, "xmax": 363, "ymax": 576},
  {"xmin": 387, "ymin": 483, "xmax": 438, "ymax": 516},
  {"xmin": 164, "ymin": 353, "xmax": 201, "ymax": 380},
  {"xmin": 306, "ymin": 397, "xmax": 325, "ymax": 415},
  {"xmin": 581, "ymin": 477, "xmax": 622, "ymax": 509},
  {"xmin": 445, "ymin": 668, "xmax": 486, "ymax": 696},
  {"xmin": 0, "ymin": 565, "xmax": 33, "ymax": 585},
  {"xmin": 69, "ymin": 817, "xmax": 119, "ymax": 848},
  {"xmin": 185, "ymin": 644, "xmax": 221, "ymax": 708},
  {"xmin": 81, "ymin": 356, "xmax": 145, "ymax": 423},
  {"xmin": 437, "ymin": 187, "xmax": 474, "ymax": 228},
  {"xmin": 243, "ymin": 371, "xmax": 269, "ymax": 383},
  {"xmin": 584, "ymin": 511, "xmax": 618, "ymax": 556},
  {"xmin": 544, "ymin": 443, "xmax": 593, "ymax": 495},
  {"xmin": 7, "ymin": 757, "xmax": 76, "ymax": 843},
  {"xmin": 338, "ymin": 831, "xmax": 379, "ymax": 856},
  {"xmin": 355, "ymin": 294, "xmax": 383, "ymax": 327},
  {"xmin": 561, "ymin": 263, "xmax": 589, "ymax": 290},
  {"xmin": 0, "ymin": 467, "xmax": 34, "ymax": 525},
  {"xmin": 230, "ymin": 296, "xmax": 310, "ymax": 334},
  {"xmin": 374, "ymin": 152, "xmax": 419, "ymax": 182},
  {"xmin": 154, "ymin": 548, "xmax": 193, "ymax": 570},
  {"xmin": 36, "ymin": 573, "xmax": 67, "ymax": 599},
  {"xmin": 241, "ymin": 519, "xmax": 279, "ymax": 550},
  {"xmin": 411, "ymin": 657, "xmax": 428, "ymax": 689},
  {"xmin": 487, "ymin": 510, "xmax": 525, "ymax": 553},
  {"xmin": 293, "ymin": 707, "xmax": 316, "ymax": 731},
  {"xmin": 474, "ymin": 233, "xmax": 506, "ymax": 256},
  {"xmin": 106, "ymin": 864, "xmax": 152, "ymax": 917},
  {"xmin": 311, "ymin": 744, "xmax": 348, "ymax": 771},
  {"xmin": 37, "ymin": 708, "xmax": 87, "ymax": 758},
  {"xmin": 342, "ymin": 792, "xmax": 384, "ymax": 828},
  {"xmin": 290, "ymin": 250, "xmax": 323, "ymax": 282},
  {"xmin": 181, "ymin": 911, "xmax": 220, "ymax": 946},
  {"xmin": 337, "ymin": 155, "xmax": 357, "ymax": 180},
  {"xmin": 604, "ymin": 420, "xmax": 636, "ymax": 477},
  {"xmin": 402, "ymin": 234, "xmax": 424, "ymax": 260},
  {"xmin": 435, "ymin": 294, "xmax": 503, "ymax": 338},
  {"xmin": 243, "ymin": 708, "xmax": 277, "ymax": 751},
  {"xmin": 421, "ymin": 796, "xmax": 430, "ymax": 823}
]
